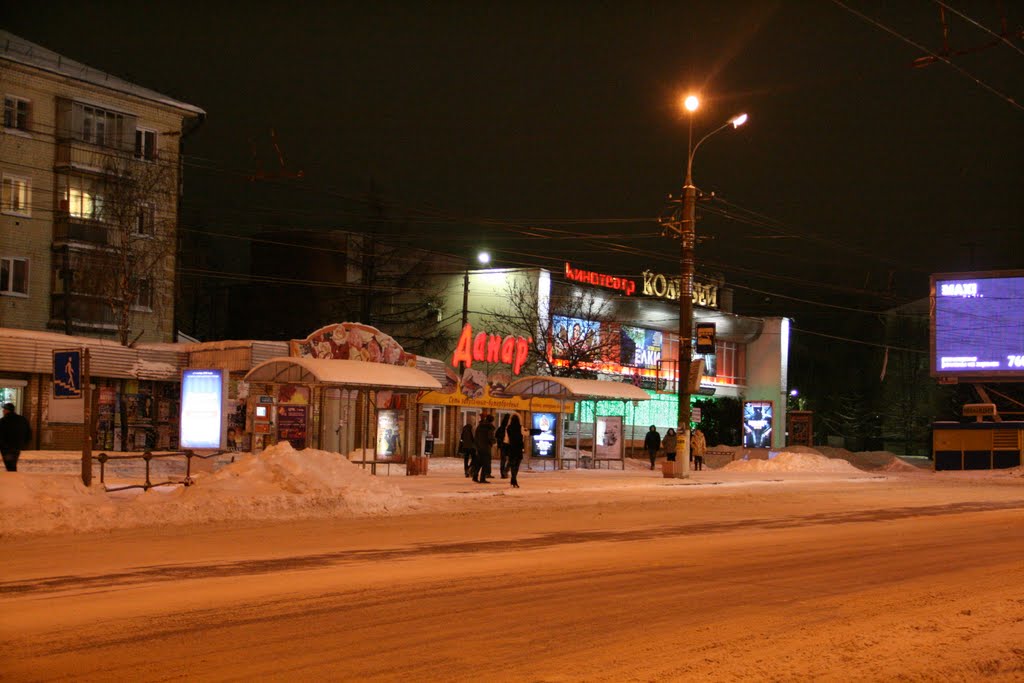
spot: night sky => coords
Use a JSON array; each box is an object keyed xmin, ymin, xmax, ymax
[{"xmin": 6, "ymin": 1, "xmax": 1023, "ymax": 331}]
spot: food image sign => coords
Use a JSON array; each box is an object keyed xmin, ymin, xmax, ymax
[{"xmin": 291, "ymin": 322, "xmax": 416, "ymax": 366}]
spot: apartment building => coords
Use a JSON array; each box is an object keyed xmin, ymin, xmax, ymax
[{"xmin": 1, "ymin": 30, "xmax": 204, "ymax": 343}]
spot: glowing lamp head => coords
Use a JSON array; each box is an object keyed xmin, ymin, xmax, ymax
[
  {"xmin": 477, "ymin": 251, "xmax": 491, "ymax": 265},
  {"xmin": 683, "ymin": 95, "xmax": 700, "ymax": 113},
  {"xmin": 790, "ymin": 388, "xmax": 799, "ymax": 397},
  {"xmin": 732, "ymin": 113, "xmax": 749, "ymax": 128}
]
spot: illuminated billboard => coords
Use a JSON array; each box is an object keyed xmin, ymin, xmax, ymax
[
  {"xmin": 620, "ymin": 326, "xmax": 662, "ymax": 369},
  {"xmin": 931, "ymin": 271, "xmax": 1024, "ymax": 379},
  {"xmin": 180, "ymin": 369, "xmax": 224, "ymax": 450}
]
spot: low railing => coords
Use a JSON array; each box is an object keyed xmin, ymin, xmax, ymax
[{"xmin": 94, "ymin": 450, "xmax": 227, "ymax": 492}]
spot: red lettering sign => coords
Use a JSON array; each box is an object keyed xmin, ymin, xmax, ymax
[
  {"xmin": 564, "ymin": 262, "xmax": 636, "ymax": 296},
  {"xmin": 452, "ymin": 324, "xmax": 532, "ymax": 375}
]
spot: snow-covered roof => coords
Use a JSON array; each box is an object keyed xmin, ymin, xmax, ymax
[
  {"xmin": 501, "ymin": 376, "xmax": 650, "ymax": 402},
  {"xmin": 244, "ymin": 357, "xmax": 442, "ymax": 391},
  {"xmin": 0, "ymin": 30, "xmax": 205, "ymax": 117}
]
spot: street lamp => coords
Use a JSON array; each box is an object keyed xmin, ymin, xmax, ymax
[
  {"xmin": 673, "ymin": 96, "xmax": 748, "ymax": 478},
  {"xmin": 462, "ymin": 250, "xmax": 491, "ymax": 328}
]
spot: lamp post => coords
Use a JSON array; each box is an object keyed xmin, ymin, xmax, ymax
[
  {"xmin": 461, "ymin": 251, "xmax": 491, "ymax": 369},
  {"xmin": 673, "ymin": 96, "xmax": 747, "ymax": 478}
]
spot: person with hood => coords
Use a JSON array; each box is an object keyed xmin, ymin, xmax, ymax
[
  {"xmin": 459, "ymin": 417, "xmax": 477, "ymax": 477},
  {"xmin": 471, "ymin": 414, "xmax": 496, "ymax": 483},
  {"xmin": 506, "ymin": 413, "xmax": 525, "ymax": 488},
  {"xmin": 496, "ymin": 413, "xmax": 511, "ymax": 478},
  {"xmin": 644, "ymin": 425, "xmax": 661, "ymax": 470},
  {"xmin": 0, "ymin": 402, "xmax": 32, "ymax": 472},
  {"xmin": 663, "ymin": 428, "xmax": 678, "ymax": 462},
  {"xmin": 691, "ymin": 428, "xmax": 707, "ymax": 471}
]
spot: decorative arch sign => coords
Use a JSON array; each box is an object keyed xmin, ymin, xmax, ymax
[{"xmin": 451, "ymin": 323, "xmax": 532, "ymax": 375}]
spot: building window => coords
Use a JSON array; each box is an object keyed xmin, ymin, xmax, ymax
[
  {"xmin": 1, "ymin": 175, "xmax": 30, "ymax": 216},
  {"xmin": 80, "ymin": 104, "xmax": 126, "ymax": 148},
  {"xmin": 0, "ymin": 257, "xmax": 29, "ymax": 296},
  {"xmin": 135, "ymin": 204, "xmax": 155, "ymax": 235},
  {"xmin": 135, "ymin": 128, "xmax": 157, "ymax": 161},
  {"xmin": 132, "ymin": 277, "xmax": 153, "ymax": 310},
  {"xmin": 59, "ymin": 176, "xmax": 104, "ymax": 220},
  {"xmin": 3, "ymin": 96, "xmax": 30, "ymax": 131}
]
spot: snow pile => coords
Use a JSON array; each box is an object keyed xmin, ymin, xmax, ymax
[
  {"xmin": 0, "ymin": 442, "xmax": 413, "ymax": 537},
  {"xmin": 721, "ymin": 451, "xmax": 862, "ymax": 473},
  {"xmin": 816, "ymin": 446, "xmax": 921, "ymax": 472}
]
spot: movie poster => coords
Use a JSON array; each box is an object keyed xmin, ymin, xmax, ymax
[
  {"xmin": 742, "ymin": 401, "xmax": 773, "ymax": 448},
  {"xmin": 620, "ymin": 326, "xmax": 663, "ymax": 369}
]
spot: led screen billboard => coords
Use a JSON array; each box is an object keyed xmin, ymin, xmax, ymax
[{"xmin": 931, "ymin": 272, "xmax": 1024, "ymax": 378}]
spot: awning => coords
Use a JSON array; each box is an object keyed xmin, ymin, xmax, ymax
[
  {"xmin": 501, "ymin": 376, "xmax": 650, "ymax": 402},
  {"xmin": 244, "ymin": 357, "xmax": 441, "ymax": 391}
]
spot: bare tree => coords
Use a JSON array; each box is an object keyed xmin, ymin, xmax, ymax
[
  {"xmin": 85, "ymin": 154, "xmax": 177, "ymax": 345},
  {"xmin": 482, "ymin": 277, "xmax": 620, "ymax": 378}
]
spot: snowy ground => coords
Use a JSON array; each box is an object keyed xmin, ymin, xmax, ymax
[
  {"xmin": 2, "ymin": 443, "xmax": 1019, "ymax": 539},
  {"xmin": 3, "ymin": 445, "xmax": 1023, "ymax": 681}
]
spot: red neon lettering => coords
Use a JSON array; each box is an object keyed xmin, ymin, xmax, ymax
[
  {"xmin": 472, "ymin": 333, "xmax": 488, "ymax": 361},
  {"xmin": 452, "ymin": 324, "xmax": 474, "ymax": 368},
  {"xmin": 486, "ymin": 334, "xmax": 503, "ymax": 363},
  {"xmin": 514, "ymin": 337, "xmax": 531, "ymax": 375},
  {"xmin": 500, "ymin": 336, "xmax": 516, "ymax": 364}
]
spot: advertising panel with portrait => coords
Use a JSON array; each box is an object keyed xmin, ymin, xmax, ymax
[
  {"xmin": 531, "ymin": 412, "xmax": 557, "ymax": 458},
  {"xmin": 742, "ymin": 400, "xmax": 773, "ymax": 448}
]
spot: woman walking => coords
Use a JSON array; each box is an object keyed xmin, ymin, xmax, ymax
[
  {"xmin": 496, "ymin": 413, "xmax": 511, "ymax": 478},
  {"xmin": 644, "ymin": 425, "xmax": 661, "ymax": 470},
  {"xmin": 506, "ymin": 414, "xmax": 525, "ymax": 488}
]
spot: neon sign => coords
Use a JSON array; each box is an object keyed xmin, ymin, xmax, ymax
[
  {"xmin": 451, "ymin": 323, "xmax": 532, "ymax": 375},
  {"xmin": 564, "ymin": 263, "xmax": 636, "ymax": 296},
  {"xmin": 641, "ymin": 270, "xmax": 718, "ymax": 308}
]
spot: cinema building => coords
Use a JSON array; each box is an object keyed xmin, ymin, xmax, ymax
[{"xmin": 416, "ymin": 263, "xmax": 790, "ymax": 458}]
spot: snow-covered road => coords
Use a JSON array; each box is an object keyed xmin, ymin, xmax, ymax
[{"xmin": 2, "ymin": 471, "xmax": 1023, "ymax": 681}]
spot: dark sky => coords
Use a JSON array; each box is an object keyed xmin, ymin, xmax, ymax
[{"xmin": 6, "ymin": 1, "xmax": 1023, "ymax": 325}]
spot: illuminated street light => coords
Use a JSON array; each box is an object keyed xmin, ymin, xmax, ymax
[
  {"xmin": 477, "ymin": 251, "xmax": 491, "ymax": 265},
  {"xmin": 671, "ymin": 107, "xmax": 749, "ymax": 479}
]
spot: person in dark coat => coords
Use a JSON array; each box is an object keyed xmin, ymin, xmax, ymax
[
  {"xmin": 471, "ymin": 414, "xmax": 496, "ymax": 483},
  {"xmin": 506, "ymin": 413, "xmax": 525, "ymax": 488},
  {"xmin": 496, "ymin": 413, "xmax": 511, "ymax": 478},
  {"xmin": 0, "ymin": 402, "xmax": 32, "ymax": 472},
  {"xmin": 459, "ymin": 419, "xmax": 477, "ymax": 477},
  {"xmin": 644, "ymin": 425, "xmax": 661, "ymax": 470}
]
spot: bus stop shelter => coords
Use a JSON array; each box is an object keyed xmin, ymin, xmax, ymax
[
  {"xmin": 244, "ymin": 357, "xmax": 440, "ymax": 472},
  {"xmin": 501, "ymin": 376, "xmax": 650, "ymax": 469}
]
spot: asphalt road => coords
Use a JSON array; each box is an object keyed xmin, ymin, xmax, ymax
[{"xmin": 2, "ymin": 477, "xmax": 1023, "ymax": 681}]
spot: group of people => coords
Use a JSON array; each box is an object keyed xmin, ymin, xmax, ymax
[
  {"xmin": 459, "ymin": 413, "xmax": 525, "ymax": 488},
  {"xmin": 644, "ymin": 425, "xmax": 705, "ymax": 470}
]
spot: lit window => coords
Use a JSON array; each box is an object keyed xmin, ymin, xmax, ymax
[
  {"xmin": 3, "ymin": 96, "xmax": 29, "ymax": 131},
  {"xmin": 135, "ymin": 128, "xmax": 157, "ymax": 161},
  {"xmin": 61, "ymin": 176, "xmax": 104, "ymax": 220},
  {"xmin": 0, "ymin": 256, "xmax": 29, "ymax": 296},
  {"xmin": 1, "ymin": 175, "xmax": 30, "ymax": 216}
]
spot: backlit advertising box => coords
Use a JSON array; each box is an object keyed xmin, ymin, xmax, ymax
[
  {"xmin": 180, "ymin": 369, "xmax": 224, "ymax": 449},
  {"xmin": 931, "ymin": 271, "xmax": 1024, "ymax": 379},
  {"xmin": 531, "ymin": 412, "xmax": 557, "ymax": 457},
  {"xmin": 742, "ymin": 400, "xmax": 773, "ymax": 448}
]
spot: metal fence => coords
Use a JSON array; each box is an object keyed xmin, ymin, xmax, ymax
[{"xmin": 94, "ymin": 450, "xmax": 227, "ymax": 492}]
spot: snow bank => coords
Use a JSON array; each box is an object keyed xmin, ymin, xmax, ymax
[
  {"xmin": 0, "ymin": 442, "xmax": 413, "ymax": 538},
  {"xmin": 721, "ymin": 451, "xmax": 863, "ymax": 473}
]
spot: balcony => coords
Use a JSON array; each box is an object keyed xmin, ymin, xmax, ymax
[
  {"xmin": 49, "ymin": 293, "xmax": 117, "ymax": 332},
  {"xmin": 53, "ymin": 215, "xmax": 109, "ymax": 247},
  {"xmin": 54, "ymin": 140, "xmax": 124, "ymax": 175}
]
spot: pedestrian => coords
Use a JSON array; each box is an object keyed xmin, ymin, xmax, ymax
[
  {"xmin": 663, "ymin": 428, "xmax": 677, "ymax": 462},
  {"xmin": 644, "ymin": 425, "xmax": 661, "ymax": 470},
  {"xmin": 506, "ymin": 413, "xmax": 525, "ymax": 488},
  {"xmin": 0, "ymin": 402, "xmax": 32, "ymax": 472},
  {"xmin": 459, "ymin": 418, "xmax": 477, "ymax": 478},
  {"xmin": 496, "ymin": 413, "xmax": 511, "ymax": 478},
  {"xmin": 691, "ymin": 428, "xmax": 706, "ymax": 471},
  {"xmin": 471, "ymin": 414, "xmax": 496, "ymax": 483}
]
